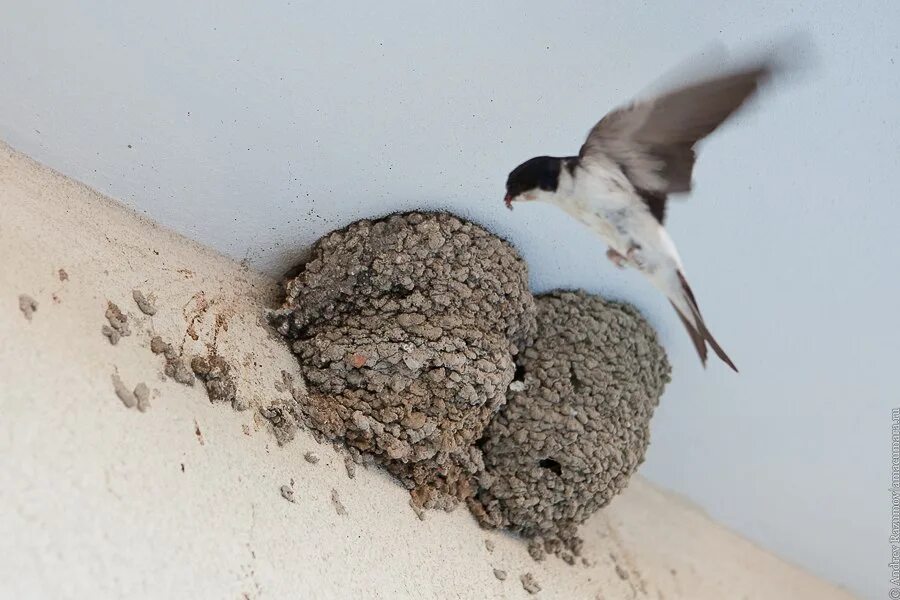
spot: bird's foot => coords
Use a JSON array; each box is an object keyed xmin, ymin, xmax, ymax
[
  {"xmin": 626, "ymin": 244, "xmax": 646, "ymax": 269},
  {"xmin": 606, "ymin": 248, "xmax": 628, "ymax": 269}
]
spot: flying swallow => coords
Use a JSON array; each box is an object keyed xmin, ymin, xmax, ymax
[{"xmin": 504, "ymin": 60, "xmax": 782, "ymax": 371}]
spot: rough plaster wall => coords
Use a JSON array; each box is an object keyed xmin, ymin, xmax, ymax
[{"xmin": 0, "ymin": 144, "xmax": 856, "ymax": 599}]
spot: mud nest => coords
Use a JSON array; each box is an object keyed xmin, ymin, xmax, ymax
[
  {"xmin": 272, "ymin": 212, "xmax": 671, "ymax": 551},
  {"xmin": 271, "ymin": 212, "xmax": 537, "ymax": 509},
  {"xmin": 472, "ymin": 291, "xmax": 671, "ymax": 558}
]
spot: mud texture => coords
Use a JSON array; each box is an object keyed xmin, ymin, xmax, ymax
[
  {"xmin": 112, "ymin": 372, "xmax": 151, "ymax": 412},
  {"xmin": 260, "ymin": 405, "xmax": 297, "ymax": 446},
  {"xmin": 149, "ymin": 336, "xmax": 169, "ymax": 355},
  {"xmin": 280, "ymin": 485, "xmax": 296, "ymax": 503},
  {"xmin": 132, "ymin": 289, "xmax": 157, "ymax": 316},
  {"xmin": 520, "ymin": 573, "xmax": 541, "ymax": 594},
  {"xmin": 134, "ymin": 382, "xmax": 151, "ymax": 412},
  {"xmin": 104, "ymin": 301, "xmax": 131, "ymax": 344},
  {"xmin": 271, "ymin": 212, "xmax": 536, "ymax": 510},
  {"xmin": 150, "ymin": 335, "xmax": 195, "ymax": 386},
  {"xmin": 191, "ymin": 355, "xmax": 239, "ymax": 408},
  {"xmin": 474, "ymin": 291, "xmax": 670, "ymax": 559},
  {"xmin": 331, "ymin": 489, "xmax": 348, "ymax": 516},
  {"xmin": 344, "ymin": 455, "xmax": 357, "ymax": 479},
  {"xmin": 272, "ymin": 213, "xmax": 669, "ymax": 557},
  {"xmin": 101, "ymin": 325, "xmax": 120, "ymax": 345},
  {"xmin": 111, "ymin": 372, "xmax": 137, "ymax": 408}
]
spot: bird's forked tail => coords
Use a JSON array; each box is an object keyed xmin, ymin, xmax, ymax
[{"xmin": 669, "ymin": 271, "xmax": 738, "ymax": 372}]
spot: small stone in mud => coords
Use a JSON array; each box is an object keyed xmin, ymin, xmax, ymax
[
  {"xmin": 280, "ymin": 485, "xmax": 296, "ymax": 503},
  {"xmin": 111, "ymin": 372, "xmax": 137, "ymax": 408},
  {"xmin": 331, "ymin": 489, "xmax": 348, "ymax": 516},
  {"xmin": 348, "ymin": 353, "xmax": 367, "ymax": 368},
  {"xmin": 134, "ymin": 382, "xmax": 151, "ymax": 412},
  {"xmin": 485, "ymin": 539, "xmax": 496, "ymax": 553},
  {"xmin": 520, "ymin": 573, "xmax": 541, "ymax": 595},
  {"xmin": 58, "ymin": 268, "xmax": 69, "ymax": 282},
  {"xmin": 493, "ymin": 569, "xmax": 507, "ymax": 581},
  {"xmin": 132, "ymin": 289, "xmax": 157, "ymax": 316},
  {"xmin": 18, "ymin": 295, "xmax": 38, "ymax": 321},
  {"xmin": 304, "ymin": 451, "xmax": 320, "ymax": 464}
]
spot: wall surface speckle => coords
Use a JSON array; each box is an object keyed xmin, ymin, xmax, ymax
[{"xmin": 1, "ymin": 3, "xmax": 896, "ymax": 597}]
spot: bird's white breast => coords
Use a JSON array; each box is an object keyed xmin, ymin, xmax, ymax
[{"xmin": 552, "ymin": 160, "xmax": 644, "ymax": 253}]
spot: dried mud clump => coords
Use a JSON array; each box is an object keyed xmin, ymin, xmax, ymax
[
  {"xmin": 150, "ymin": 335, "xmax": 194, "ymax": 386},
  {"xmin": 132, "ymin": 289, "xmax": 157, "ymax": 316},
  {"xmin": 271, "ymin": 212, "xmax": 536, "ymax": 508},
  {"xmin": 191, "ymin": 355, "xmax": 239, "ymax": 409},
  {"xmin": 473, "ymin": 291, "xmax": 671, "ymax": 558},
  {"xmin": 18, "ymin": 294, "xmax": 38, "ymax": 321},
  {"xmin": 260, "ymin": 404, "xmax": 298, "ymax": 446},
  {"xmin": 102, "ymin": 301, "xmax": 131, "ymax": 345}
]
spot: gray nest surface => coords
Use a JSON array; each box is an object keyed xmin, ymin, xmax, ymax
[
  {"xmin": 271, "ymin": 212, "xmax": 537, "ymax": 508},
  {"xmin": 473, "ymin": 291, "xmax": 671, "ymax": 555}
]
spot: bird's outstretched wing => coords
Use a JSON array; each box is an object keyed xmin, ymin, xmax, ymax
[{"xmin": 579, "ymin": 62, "xmax": 775, "ymax": 220}]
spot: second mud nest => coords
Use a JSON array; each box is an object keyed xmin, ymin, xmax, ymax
[{"xmin": 472, "ymin": 291, "xmax": 671, "ymax": 558}]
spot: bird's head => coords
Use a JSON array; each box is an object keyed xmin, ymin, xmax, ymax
[{"xmin": 504, "ymin": 156, "xmax": 562, "ymax": 210}]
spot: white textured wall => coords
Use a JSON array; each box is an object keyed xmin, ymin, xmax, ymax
[
  {"xmin": 1, "ymin": 2, "xmax": 895, "ymax": 597},
  {"xmin": 0, "ymin": 142, "xmax": 854, "ymax": 600}
]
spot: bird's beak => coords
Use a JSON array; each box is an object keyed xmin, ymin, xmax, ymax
[{"xmin": 504, "ymin": 194, "xmax": 513, "ymax": 210}]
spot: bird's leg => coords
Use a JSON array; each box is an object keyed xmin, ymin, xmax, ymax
[
  {"xmin": 626, "ymin": 243, "xmax": 646, "ymax": 269},
  {"xmin": 606, "ymin": 248, "xmax": 627, "ymax": 269}
]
